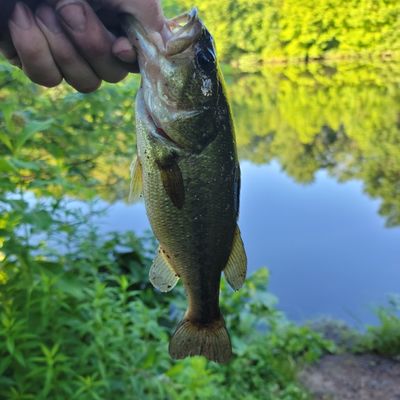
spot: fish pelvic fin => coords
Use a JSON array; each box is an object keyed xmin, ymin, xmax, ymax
[
  {"xmin": 169, "ymin": 317, "xmax": 232, "ymax": 364},
  {"xmin": 224, "ymin": 226, "xmax": 247, "ymax": 290},
  {"xmin": 149, "ymin": 247, "xmax": 179, "ymax": 292}
]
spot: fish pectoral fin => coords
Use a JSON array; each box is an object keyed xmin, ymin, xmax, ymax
[
  {"xmin": 149, "ymin": 247, "xmax": 179, "ymax": 292},
  {"xmin": 159, "ymin": 162, "xmax": 185, "ymax": 209},
  {"xmin": 223, "ymin": 226, "xmax": 247, "ymax": 291},
  {"xmin": 129, "ymin": 155, "xmax": 143, "ymax": 202}
]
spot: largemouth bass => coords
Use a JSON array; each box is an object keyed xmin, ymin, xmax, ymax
[{"xmin": 124, "ymin": 9, "xmax": 247, "ymax": 364}]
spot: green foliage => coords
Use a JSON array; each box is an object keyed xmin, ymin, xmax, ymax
[
  {"xmin": 1, "ymin": 2, "xmax": 400, "ymax": 395},
  {"xmin": 0, "ymin": 228, "xmax": 173, "ymax": 399},
  {"xmin": 162, "ymin": 0, "xmax": 186, "ymax": 16},
  {"xmin": 0, "ymin": 60, "xmax": 139, "ymax": 203},
  {"xmin": 178, "ymin": 0, "xmax": 400, "ymax": 64},
  {"xmin": 0, "ymin": 192, "xmax": 333, "ymax": 399},
  {"xmin": 357, "ymin": 297, "xmax": 400, "ymax": 357}
]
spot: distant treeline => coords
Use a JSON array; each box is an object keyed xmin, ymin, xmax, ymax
[{"xmin": 172, "ymin": 0, "xmax": 400, "ymax": 64}]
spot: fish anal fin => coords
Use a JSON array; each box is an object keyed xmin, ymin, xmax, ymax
[
  {"xmin": 169, "ymin": 317, "xmax": 232, "ymax": 364},
  {"xmin": 223, "ymin": 226, "xmax": 247, "ymax": 290},
  {"xmin": 149, "ymin": 247, "xmax": 179, "ymax": 292},
  {"xmin": 159, "ymin": 162, "xmax": 185, "ymax": 209},
  {"xmin": 129, "ymin": 155, "xmax": 143, "ymax": 202}
]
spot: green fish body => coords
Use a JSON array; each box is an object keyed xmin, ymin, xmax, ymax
[{"xmin": 125, "ymin": 9, "xmax": 247, "ymax": 363}]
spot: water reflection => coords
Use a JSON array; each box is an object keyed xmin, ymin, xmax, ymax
[
  {"xmin": 238, "ymin": 161, "xmax": 400, "ymax": 325},
  {"xmin": 95, "ymin": 158, "xmax": 400, "ymax": 325},
  {"xmin": 230, "ymin": 61, "xmax": 400, "ymax": 227}
]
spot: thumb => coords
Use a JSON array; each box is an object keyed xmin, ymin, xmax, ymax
[{"xmin": 112, "ymin": 36, "xmax": 139, "ymax": 71}]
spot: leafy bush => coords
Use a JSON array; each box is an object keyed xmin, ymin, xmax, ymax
[
  {"xmin": 0, "ymin": 195, "xmax": 333, "ymax": 399},
  {"xmin": 178, "ymin": 0, "xmax": 400, "ymax": 63},
  {"xmin": 358, "ymin": 297, "xmax": 400, "ymax": 357}
]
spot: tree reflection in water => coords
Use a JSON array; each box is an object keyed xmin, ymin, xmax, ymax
[{"xmin": 0, "ymin": 60, "xmax": 399, "ymax": 226}]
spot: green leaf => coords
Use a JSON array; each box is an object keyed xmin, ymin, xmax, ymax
[
  {"xmin": 14, "ymin": 119, "xmax": 53, "ymax": 152},
  {"xmin": 56, "ymin": 275, "xmax": 86, "ymax": 300},
  {"xmin": 0, "ymin": 132, "xmax": 13, "ymax": 151},
  {"xmin": 0, "ymin": 158, "xmax": 17, "ymax": 172},
  {"xmin": 6, "ymin": 337, "xmax": 15, "ymax": 354},
  {"xmin": 9, "ymin": 158, "xmax": 41, "ymax": 171},
  {"xmin": 166, "ymin": 363, "xmax": 185, "ymax": 377},
  {"xmin": 0, "ymin": 356, "xmax": 12, "ymax": 375},
  {"xmin": 24, "ymin": 210, "xmax": 53, "ymax": 231},
  {"xmin": 14, "ymin": 350, "xmax": 26, "ymax": 367}
]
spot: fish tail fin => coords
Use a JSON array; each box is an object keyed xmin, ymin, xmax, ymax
[{"xmin": 169, "ymin": 316, "xmax": 232, "ymax": 364}]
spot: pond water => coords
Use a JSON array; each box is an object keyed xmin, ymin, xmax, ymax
[
  {"xmin": 94, "ymin": 61, "xmax": 400, "ymax": 326},
  {"xmin": 97, "ymin": 160, "xmax": 400, "ymax": 326}
]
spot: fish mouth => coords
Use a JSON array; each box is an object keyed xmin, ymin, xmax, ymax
[
  {"xmin": 165, "ymin": 8, "xmax": 203, "ymax": 56},
  {"xmin": 121, "ymin": 8, "xmax": 202, "ymax": 57}
]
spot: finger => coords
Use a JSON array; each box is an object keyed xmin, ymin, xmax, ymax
[
  {"xmin": 9, "ymin": 2, "xmax": 62, "ymax": 87},
  {"xmin": 106, "ymin": 0, "xmax": 167, "ymax": 33},
  {"xmin": 35, "ymin": 5, "xmax": 101, "ymax": 93},
  {"xmin": 55, "ymin": 0, "xmax": 129, "ymax": 83},
  {"xmin": 112, "ymin": 36, "xmax": 139, "ymax": 72}
]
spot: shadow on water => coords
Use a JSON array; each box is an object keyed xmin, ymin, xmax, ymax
[{"xmin": 1, "ymin": 59, "xmax": 400, "ymax": 324}]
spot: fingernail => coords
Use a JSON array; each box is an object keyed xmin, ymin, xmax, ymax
[
  {"xmin": 116, "ymin": 50, "xmax": 136, "ymax": 63},
  {"xmin": 57, "ymin": 2, "xmax": 87, "ymax": 32},
  {"xmin": 10, "ymin": 2, "xmax": 33, "ymax": 30},
  {"xmin": 113, "ymin": 40, "xmax": 136, "ymax": 63},
  {"xmin": 36, "ymin": 6, "xmax": 62, "ymax": 34}
]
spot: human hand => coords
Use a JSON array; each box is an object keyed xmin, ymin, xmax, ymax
[{"xmin": 0, "ymin": 0, "xmax": 166, "ymax": 92}]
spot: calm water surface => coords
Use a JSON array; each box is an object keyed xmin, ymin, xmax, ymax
[
  {"xmin": 97, "ymin": 159, "xmax": 400, "ymax": 326},
  {"xmin": 94, "ymin": 61, "xmax": 400, "ymax": 325}
]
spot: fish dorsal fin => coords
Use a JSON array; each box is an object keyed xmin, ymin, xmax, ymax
[
  {"xmin": 223, "ymin": 226, "xmax": 247, "ymax": 291},
  {"xmin": 149, "ymin": 247, "xmax": 179, "ymax": 292},
  {"xmin": 129, "ymin": 155, "xmax": 143, "ymax": 202}
]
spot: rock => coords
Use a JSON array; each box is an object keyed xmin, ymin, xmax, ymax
[{"xmin": 299, "ymin": 353, "xmax": 400, "ymax": 400}]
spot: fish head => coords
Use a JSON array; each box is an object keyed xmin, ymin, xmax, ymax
[
  {"xmin": 128, "ymin": 9, "xmax": 223, "ymax": 150},
  {"xmin": 160, "ymin": 8, "xmax": 219, "ymax": 105}
]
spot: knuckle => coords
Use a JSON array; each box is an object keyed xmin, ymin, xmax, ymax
[
  {"xmin": 20, "ymin": 45, "xmax": 47, "ymax": 64},
  {"xmin": 85, "ymin": 39, "xmax": 110, "ymax": 59},
  {"xmin": 54, "ymin": 49, "xmax": 76, "ymax": 68}
]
